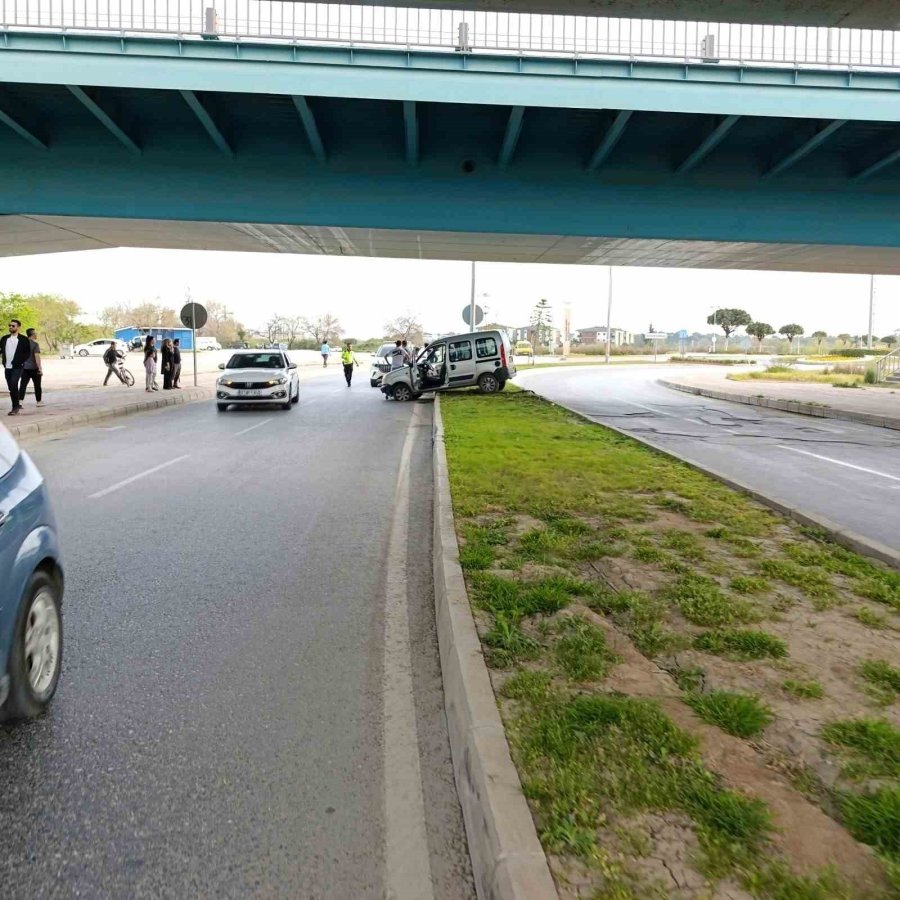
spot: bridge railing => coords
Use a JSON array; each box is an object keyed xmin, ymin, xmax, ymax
[
  {"xmin": 873, "ymin": 346, "xmax": 900, "ymax": 383},
  {"xmin": 3, "ymin": 1, "xmax": 900, "ymax": 71}
]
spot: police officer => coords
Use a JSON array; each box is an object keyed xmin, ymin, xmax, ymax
[{"xmin": 341, "ymin": 342, "xmax": 359, "ymax": 387}]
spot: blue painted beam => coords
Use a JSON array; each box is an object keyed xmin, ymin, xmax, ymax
[
  {"xmin": 0, "ymin": 105, "xmax": 47, "ymax": 150},
  {"xmin": 403, "ymin": 100, "xmax": 418, "ymax": 164},
  {"xmin": 291, "ymin": 95, "xmax": 326, "ymax": 162},
  {"xmin": 6, "ymin": 34, "xmax": 900, "ymax": 123},
  {"xmin": 180, "ymin": 90, "xmax": 233, "ymax": 157},
  {"xmin": 587, "ymin": 110, "xmax": 632, "ymax": 171},
  {"xmin": 763, "ymin": 119, "xmax": 847, "ymax": 178},
  {"xmin": 67, "ymin": 85, "xmax": 140, "ymax": 155},
  {"xmin": 676, "ymin": 115, "xmax": 740, "ymax": 174},
  {"xmin": 853, "ymin": 146, "xmax": 900, "ymax": 181},
  {"xmin": 498, "ymin": 106, "xmax": 525, "ymax": 168}
]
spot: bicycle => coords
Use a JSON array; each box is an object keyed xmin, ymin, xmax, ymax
[{"xmin": 117, "ymin": 361, "xmax": 135, "ymax": 386}]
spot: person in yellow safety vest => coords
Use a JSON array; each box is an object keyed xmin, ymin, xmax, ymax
[{"xmin": 341, "ymin": 342, "xmax": 360, "ymax": 387}]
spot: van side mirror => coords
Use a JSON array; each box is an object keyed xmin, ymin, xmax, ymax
[
  {"xmin": 218, "ymin": 363, "xmax": 225, "ymax": 370},
  {"xmin": 288, "ymin": 363, "xmax": 297, "ymax": 369}
]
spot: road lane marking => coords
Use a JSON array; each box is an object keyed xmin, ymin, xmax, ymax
[
  {"xmin": 99, "ymin": 426, "xmax": 126, "ymax": 432},
  {"xmin": 233, "ymin": 418, "xmax": 273, "ymax": 436},
  {"xmin": 777, "ymin": 445, "xmax": 900, "ymax": 483},
  {"xmin": 619, "ymin": 399, "xmax": 678, "ymax": 418},
  {"xmin": 383, "ymin": 403, "xmax": 435, "ymax": 900},
  {"xmin": 87, "ymin": 454, "xmax": 191, "ymax": 499}
]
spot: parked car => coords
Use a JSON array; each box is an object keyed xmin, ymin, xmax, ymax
[
  {"xmin": 0, "ymin": 424, "xmax": 64, "ymax": 720},
  {"xmin": 196, "ymin": 337, "xmax": 222, "ymax": 351},
  {"xmin": 381, "ymin": 330, "xmax": 515, "ymax": 401},
  {"xmin": 514, "ymin": 340, "xmax": 534, "ymax": 358},
  {"xmin": 370, "ymin": 342, "xmax": 398, "ymax": 387},
  {"xmin": 73, "ymin": 338, "xmax": 129, "ymax": 357},
  {"xmin": 216, "ymin": 350, "xmax": 300, "ymax": 411}
]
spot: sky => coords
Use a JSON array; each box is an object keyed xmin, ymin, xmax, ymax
[{"xmin": 0, "ymin": 248, "xmax": 897, "ymax": 340}]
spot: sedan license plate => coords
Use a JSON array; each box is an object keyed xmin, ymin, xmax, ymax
[{"xmin": 237, "ymin": 389, "xmax": 263, "ymax": 397}]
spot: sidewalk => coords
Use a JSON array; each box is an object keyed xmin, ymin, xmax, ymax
[
  {"xmin": 660, "ymin": 367, "xmax": 900, "ymax": 431},
  {"xmin": 2, "ymin": 359, "xmax": 348, "ymax": 441}
]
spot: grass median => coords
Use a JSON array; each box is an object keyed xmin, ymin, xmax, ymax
[{"xmin": 441, "ymin": 387, "xmax": 900, "ymax": 899}]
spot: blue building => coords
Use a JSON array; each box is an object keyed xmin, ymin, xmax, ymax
[{"xmin": 115, "ymin": 326, "xmax": 195, "ymax": 351}]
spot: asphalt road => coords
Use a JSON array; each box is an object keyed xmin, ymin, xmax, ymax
[
  {"xmin": 517, "ymin": 365, "xmax": 900, "ymax": 551},
  {"xmin": 0, "ymin": 374, "xmax": 474, "ymax": 899}
]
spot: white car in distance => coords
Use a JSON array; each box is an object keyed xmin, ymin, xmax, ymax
[
  {"xmin": 216, "ymin": 350, "xmax": 300, "ymax": 412},
  {"xmin": 73, "ymin": 338, "xmax": 129, "ymax": 357}
]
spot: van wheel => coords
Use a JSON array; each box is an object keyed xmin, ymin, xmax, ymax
[
  {"xmin": 392, "ymin": 383, "xmax": 413, "ymax": 402},
  {"xmin": 4, "ymin": 572, "xmax": 63, "ymax": 720},
  {"xmin": 478, "ymin": 373, "xmax": 501, "ymax": 394}
]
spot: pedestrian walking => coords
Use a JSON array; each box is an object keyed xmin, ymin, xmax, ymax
[
  {"xmin": 341, "ymin": 342, "xmax": 359, "ymax": 387},
  {"xmin": 161, "ymin": 339, "xmax": 175, "ymax": 390},
  {"xmin": 321, "ymin": 341, "xmax": 331, "ymax": 367},
  {"xmin": 143, "ymin": 336, "xmax": 159, "ymax": 392},
  {"xmin": 172, "ymin": 339, "xmax": 182, "ymax": 388},
  {"xmin": 1, "ymin": 318, "xmax": 31, "ymax": 416},
  {"xmin": 103, "ymin": 342, "xmax": 125, "ymax": 385},
  {"xmin": 18, "ymin": 327, "xmax": 44, "ymax": 407}
]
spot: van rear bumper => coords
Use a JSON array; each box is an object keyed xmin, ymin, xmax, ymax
[{"xmin": 496, "ymin": 366, "xmax": 511, "ymax": 381}]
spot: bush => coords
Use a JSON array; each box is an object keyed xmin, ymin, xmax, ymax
[
  {"xmin": 864, "ymin": 367, "xmax": 877, "ymax": 384},
  {"xmin": 832, "ymin": 349, "xmax": 873, "ymax": 358}
]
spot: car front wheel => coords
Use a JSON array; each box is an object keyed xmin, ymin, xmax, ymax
[
  {"xmin": 392, "ymin": 383, "xmax": 413, "ymax": 402},
  {"xmin": 4, "ymin": 571, "xmax": 63, "ymax": 720},
  {"xmin": 77, "ymin": 349, "xmax": 89, "ymax": 357}
]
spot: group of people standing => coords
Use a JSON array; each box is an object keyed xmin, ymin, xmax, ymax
[
  {"xmin": 139, "ymin": 335, "xmax": 182, "ymax": 392},
  {"xmin": 390, "ymin": 339, "xmax": 416, "ymax": 369},
  {"xmin": 0, "ymin": 318, "xmax": 44, "ymax": 416}
]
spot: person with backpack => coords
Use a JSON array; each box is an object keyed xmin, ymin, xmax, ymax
[
  {"xmin": 103, "ymin": 342, "xmax": 126, "ymax": 385},
  {"xmin": 18, "ymin": 327, "xmax": 44, "ymax": 407}
]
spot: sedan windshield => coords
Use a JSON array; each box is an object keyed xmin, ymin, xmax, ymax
[{"xmin": 226, "ymin": 353, "xmax": 285, "ymax": 369}]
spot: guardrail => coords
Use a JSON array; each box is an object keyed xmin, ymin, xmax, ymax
[
  {"xmin": 3, "ymin": 1, "xmax": 900, "ymax": 71},
  {"xmin": 874, "ymin": 346, "xmax": 900, "ymax": 382}
]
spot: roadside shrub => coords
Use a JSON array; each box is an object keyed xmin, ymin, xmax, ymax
[
  {"xmin": 864, "ymin": 367, "xmax": 877, "ymax": 384},
  {"xmin": 687, "ymin": 691, "xmax": 774, "ymax": 738}
]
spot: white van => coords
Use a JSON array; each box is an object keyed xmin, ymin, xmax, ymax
[
  {"xmin": 380, "ymin": 330, "xmax": 515, "ymax": 401},
  {"xmin": 196, "ymin": 337, "xmax": 222, "ymax": 351}
]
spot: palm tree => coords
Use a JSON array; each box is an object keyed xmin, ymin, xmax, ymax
[{"xmin": 811, "ymin": 330, "xmax": 828, "ymax": 351}]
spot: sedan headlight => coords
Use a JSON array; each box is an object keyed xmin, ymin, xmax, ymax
[
  {"xmin": 266, "ymin": 377, "xmax": 288, "ymax": 386},
  {"xmin": 218, "ymin": 378, "xmax": 234, "ymax": 386}
]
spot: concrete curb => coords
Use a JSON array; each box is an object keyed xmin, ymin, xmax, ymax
[
  {"xmin": 658, "ymin": 377, "xmax": 900, "ymax": 432},
  {"xmin": 432, "ymin": 399, "xmax": 558, "ymax": 900},
  {"xmin": 521, "ymin": 389, "xmax": 900, "ymax": 571},
  {"xmin": 8, "ymin": 387, "xmax": 215, "ymax": 441}
]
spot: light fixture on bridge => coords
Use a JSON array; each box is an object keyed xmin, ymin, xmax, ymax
[
  {"xmin": 202, "ymin": 7, "xmax": 220, "ymax": 41},
  {"xmin": 700, "ymin": 34, "xmax": 719, "ymax": 63},
  {"xmin": 456, "ymin": 23, "xmax": 471, "ymax": 53}
]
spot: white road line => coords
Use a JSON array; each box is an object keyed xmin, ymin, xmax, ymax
[
  {"xmin": 233, "ymin": 418, "xmax": 273, "ymax": 436},
  {"xmin": 87, "ymin": 454, "xmax": 191, "ymax": 499},
  {"xmin": 99, "ymin": 425, "xmax": 126, "ymax": 432},
  {"xmin": 383, "ymin": 403, "xmax": 435, "ymax": 900},
  {"xmin": 777, "ymin": 444, "xmax": 900, "ymax": 483},
  {"xmin": 619, "ymin": 399, "xmax": 678, "ymax": 418}
]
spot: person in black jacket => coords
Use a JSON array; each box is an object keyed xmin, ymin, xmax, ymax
[
  {"xmin": 0, "ymin": 318, "xmax": 33, "ymax": 416},
  {"xmin": 161, "ymin": 339, "xmax": 175, "ymax": 390},
  {"xmin": 172, "ymin": 339, "xmax": 182, "ymax": 389}
]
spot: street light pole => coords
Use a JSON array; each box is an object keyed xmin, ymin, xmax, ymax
[
  {"xmin": 469, "ymin": 261, "xmax": 476, "ymax": 332},
  {"xmin": 868, "ymin": 274, "xmax": 875, "ymax": 350},
  {"xmin": 605, "ymin": 266, "xmax": 613, "ymax": 364}
]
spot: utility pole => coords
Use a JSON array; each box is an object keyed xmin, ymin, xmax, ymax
[
  {"xmin": 469, "ymin": 262, "xmax": 476, "ymax": 332},
  {"xmin": 605, "ymin": 266, "xmax": 613, "ymax": 364},
  {"xmin": 868, "ymin": 274, "xmax": 875, "ymax": 350}
]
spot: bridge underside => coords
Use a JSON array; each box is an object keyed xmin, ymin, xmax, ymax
[
  {"xmin": 357, "ymin": 1, "xmax": 900, "ymax": 29},
  {"xmin": 4, "ymin": 36, "xmax": 900, "ymax": 274},
  {"xmin": 6, "ymin": 215, "xmax": 900, "ymax": 275}
]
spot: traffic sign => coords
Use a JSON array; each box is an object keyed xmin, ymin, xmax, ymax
[
  {"xmin": 180, "ymin": 302, "xmax": 208, "ymax": 330},
  {"xmin": 677, "ymin": 329, "xmax": 689, "ymax": 339},
  {"xmin": 462, "ymin": 305, "xmax": 484, "ymax": 327}
]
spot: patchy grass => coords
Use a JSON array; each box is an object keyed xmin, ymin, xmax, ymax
[
  {"xmin": 440, "ymin": 389, "xmax": 899, "ymax": 895},
  {"xmin": 694, "ymin": 628, "xmax": 788, "ymax": 661},
  {"xmin": 687, "ymin": 691, "xmax": 774, "ymax": 738},
  {"xmin": 729, "ymin": 369, "xmax": 867, "ymax": 386},
  {"xmin": 822, "ymin": 719, "xmax": 900, "ymax": 779},
  {"xmin": 553, "ymin": 616, "xmax": 619, "ymax": 681},
  {"xmin": 783, "ymin": 680, "xmax": 825, "ymax": 700},
  {"xmin": 840, "ymin": 787, "xmax": 900, "ymax": 857},
  {"xmin": 859, "ymin": 659, "xmax": 900, "ymax": 704}
]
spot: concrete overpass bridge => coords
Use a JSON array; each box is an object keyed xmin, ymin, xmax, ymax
[{"xmin": 3, "ymin": 3, "xmax": 900, "ymax": 273}]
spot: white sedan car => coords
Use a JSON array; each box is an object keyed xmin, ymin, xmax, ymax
[
  {"xmin": 215, "ymin": 350, "xmax": 299, "ymax": 411},
  {"xmin": 74, "ymin": 338, "xmax": 129, "ymax": 357}
]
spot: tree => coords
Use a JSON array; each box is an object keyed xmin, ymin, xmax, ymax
[
  {"xmin": 383, "ymin": 313, "xmax": 423, "ymax": 346},
  {"xmin": 882, "ymin": 334, "xmax": 898, "ymax": 348},
  {"xmin": 197, "ymin": 300, "xmax": 245, "ymax": 346},
  {"xmin": 99, "ymin": 303, "xmax": 134, "ymax": 333},
  {"xmin": 0, "ymin": 293, "xmax": 38, "ymax": 333},
  {"xmin": 811, "ymin": 330, "xmax": 828, "ymax": 350},
  {"xmin": 529, "ymin": 298, "xmax": 553, "ymax": 350},
  {"xmin": 303, "ymin": 313, "xmax": 343, "ymax": 345},
  {"xmin": 746, "ymin": 321, "xmax": 775, "ymax": 350},
  {"xmin": 837, "ymin": 333, "xmax": 852, "ymax": 347},
  {"xmin": 707, "ymin": 308, "xmax": 751, "ymax": 350},
  {"xmin": 129, "ymin": 302, "xmax": 180, "ymax": 328},
  {"xmin": 779, "ymin": 323, "xmax": 805, "ymax": 353},
  {"xmin": 266, "ymin": 315, "xmax": 287, "ymax": 343}
]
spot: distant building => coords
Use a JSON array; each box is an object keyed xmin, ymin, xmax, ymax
[
  {"xmin": 575, "ymin": 326, "xmax": 634, "ymax": 347},
  {"xmin": 512, "ymin": 325, "xmax": 561, "ymax": 349}
]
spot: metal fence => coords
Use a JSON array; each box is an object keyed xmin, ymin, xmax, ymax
[{"xmin": 3, "ymin": 1, "xmax": 900, "ymax": 70}]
